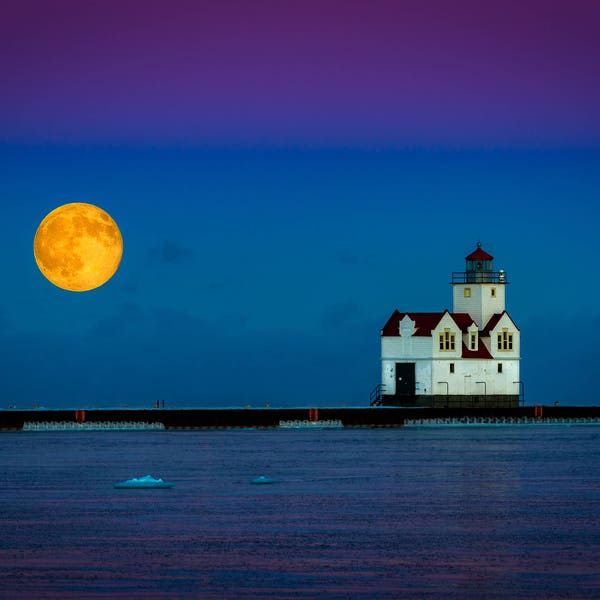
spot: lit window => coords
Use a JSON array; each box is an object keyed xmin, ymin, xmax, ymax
[
  {"xmin": 439, "ymin": 329, "xmax": 456, "ymax": 351},
  {"xmin": 491, "ymin": 288, "xmax": 496, "ymax": 298},
  {"xmin": 497, "ymin": 328, "xmax": 514, "ymax": 351},
  {"xmin": 450, "ymin": 363, "xmax": 455, "ymax": 374},
  {"xmin": 470, "ymin": 333, "xmax": 477, "ymax": 350},
  {"xmin": 498, "ymin": 363, "xmax": 503, "ymax": 373},
  {"xmin": 464, "ymin": 288, "xmax": 471, "ymax": 298}
]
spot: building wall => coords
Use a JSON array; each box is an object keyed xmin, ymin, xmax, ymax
[
  {"xmin": 381, "ymin": 358, "xmax": 433, "ymax": 396},
  {"xmin": 431, "ymin": 312, "xmax": 462, "ymax": 360},
  {"xmin": 432, "ymin": 358, "xmax": 520, "ymax": 396},
  {"xmin": 382, "ymin": 356, "xmax": 520, "ymax": 397},
  {"xmin": 381, "ymin": 335, "xmax": 432, "ymax": 360},
  {"xmin": 382, "ymin": 326, "xmax": 520, "ymax": 397},
  {"xmin": 453, "ymin": 283, "xmax": 506, "ymax": 328},
  {"xmin": 381, "ymin": 336, "xmax": 432, "ymax": 395},
  {"xmin": 487, "ymin": 313, "xmax": 521, "ymax": 359},
  {"xmin": 381, "ymin": 305, "xmax": 520, "ymax": 400}
]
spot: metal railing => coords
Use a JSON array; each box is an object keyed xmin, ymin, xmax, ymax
[
  {"xmin": 451, "ymin": 272, "xmax": 508, "ymax": 284},
  {"xmin": 404, "ymin": 417, "xmax": 600, "ymax": 426},
  {"xmin": 369, "ymin": 383, "xmax": 386, "ymax": 406}
]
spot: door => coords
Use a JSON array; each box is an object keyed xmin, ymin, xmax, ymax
[{"xmin": 395, "ymin": 363, "xmax": 416, "ymax": 396}]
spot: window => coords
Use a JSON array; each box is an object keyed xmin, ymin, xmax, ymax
[
  {"xmin": 497, "ymin": 328, "xmax": 514, "ymax": 351},
  {"xmin": 449, "ymin": 363, "xmax": 455, "ymax": 374},
  {"xmin": 498, "ymin": 363, "xmax": 503, "ymax": 373},
  {"xmin": 470, "ymin": 332, "xmax": 477, "ymax": 351},
  {"xmin": 464, "ymin": 287, "xmax": 471, "ymax": 298},
  {"xmin": 439, "ymin": 328, "xmax": 456, "ymax": 351},
  {"xmin": 491, "ymin": 287, "xmax": 496, "ymax": 298}
]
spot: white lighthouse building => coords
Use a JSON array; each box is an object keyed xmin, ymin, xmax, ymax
[{"xmin": 378, "ymin": 244, "xmax": 521, "ymax": 408}]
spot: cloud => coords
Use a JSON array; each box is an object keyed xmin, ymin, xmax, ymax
[
  {"xmin": 321, "ymin": 300, "xmax": 366, "ymax": 331},
  {"xmin": 84, "ymin": 301, "xmax": 146, "ymax": 339},
  {"xmin": 206, "ymin": 278, "xmax": 232, "ymax": 291},
  {"xmin": 116, "ymin": 278, "xmax": 139, "ymax": 295},
  {"xmin": 148, "ymin": 240, "xmax": 194, "ymax": 264},
  {"xmin": 215, "ymin": 311, "xmax": 249, "ymax": 331}
]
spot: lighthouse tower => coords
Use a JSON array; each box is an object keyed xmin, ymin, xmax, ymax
[
  {"xmin": 451, "ymin": 242, "xmax": 507, "ymax": 328},
  {"xmin": 378, "ymin": 243, "xmax": 521, "ymax": 408}
]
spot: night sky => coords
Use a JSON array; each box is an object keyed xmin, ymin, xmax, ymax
[{"xmin": 1, "ymin": 0, "xmax": 599, "ymax": 408}]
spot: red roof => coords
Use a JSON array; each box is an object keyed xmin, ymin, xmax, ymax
[
  {"xmin": 480, "ymin": 311, "xmax": 520, "ymax": 335},
  {"xmin": 381, "ymin": 310, "xmax": 475, "ymax": 337},
  {"xmin": 381, "ymin": 311, "xmax": 445, "ymax": 337},
  {"xmin": 451, "ymin": 313, "xmax": 476, "ymax": 333},
  {"xmin": 461, "ymin": 342, "xmax": 493, "ymax": 359},
  {"xmin": 481, "ymin": 313, "xmax": 503, "ymax": 335},
  {"xmin": 466, "ymin": 246, "xmax": 493, "ymax": 261}
]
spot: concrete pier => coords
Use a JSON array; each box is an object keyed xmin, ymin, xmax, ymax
[{"xmin": 2, "ymin": 405, "xmax": 600, "ymax": 430}]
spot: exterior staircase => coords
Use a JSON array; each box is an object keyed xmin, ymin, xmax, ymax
[{"xmin": 369, "ymin": 383, "xmax": 385, "ymax": 406}]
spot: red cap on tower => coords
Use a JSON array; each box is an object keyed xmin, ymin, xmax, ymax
[{"xmin": 465, "ymin": 242, "xmax": 493, "ymax": 261}]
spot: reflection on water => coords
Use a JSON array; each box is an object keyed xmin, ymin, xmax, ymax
[{"xmin": 0, "ymin": 427, "xmax": 599, "ymax": 599}]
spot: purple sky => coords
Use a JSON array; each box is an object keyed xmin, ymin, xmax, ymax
[{"xmin": 2, "ymin": 0, "xmax": 599, "ymax": 147}]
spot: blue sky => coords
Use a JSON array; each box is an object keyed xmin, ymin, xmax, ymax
[
  {"xmin": 2, "ymin": 1, "xmax": 600, "ymax": 408},
  {"xmin": 1, "ymin": 145, "xmax": 599, "ymax": 407}
]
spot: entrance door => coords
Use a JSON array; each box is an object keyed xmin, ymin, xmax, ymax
[{"xmin": 395, "ymin": 363, "xmax": 416, "ymax": 396}]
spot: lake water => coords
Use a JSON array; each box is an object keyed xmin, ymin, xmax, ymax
[{"xmin": 0, "ymin": 426, "xmax": 599, "ymax": 599}]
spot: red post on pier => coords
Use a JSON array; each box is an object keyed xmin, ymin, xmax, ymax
[
  {"xmin": 308, "ymin": 408, "xmax": 318, "ymax": 422},
  {"xmin": 534, "ymin": 405, "xmax": 543, "ymax": 418},
  {"xmin": 75, "ymin": 410, "xmax": 86, "ymax": 423}
]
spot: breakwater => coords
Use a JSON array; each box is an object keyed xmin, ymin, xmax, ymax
[{"xmin": 2, "ymin": 405, "xmax": 600, "ymax": 430}]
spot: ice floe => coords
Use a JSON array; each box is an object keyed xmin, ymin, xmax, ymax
[
  {"xmin": 251, "ymin": 475, "xmax": 275, "ymax": 484},
  {"xmin": 114, "ymin": 475, "xmax": 173, "ymax": 489}
]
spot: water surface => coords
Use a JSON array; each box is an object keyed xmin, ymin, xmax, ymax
[{"xmin": 1, "ymin": 426, "xmax": 599, "ymax": 599}]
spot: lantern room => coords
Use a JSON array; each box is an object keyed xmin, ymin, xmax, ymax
[
  {"xmin": 452, "ymin": 242, "xmax": 507, "ymax": 285},
  {"xmin": 466, "ymin": 242, "xmax": 493, "ymax": 281}
]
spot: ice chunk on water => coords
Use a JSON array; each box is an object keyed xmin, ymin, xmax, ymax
[
  {"xmin": 114, "ymin": 474, "xmax": 173, "ymax": 489},
  {"xmin": 251, "ymin": 475, "xmax": 274, "ymax": 484}
]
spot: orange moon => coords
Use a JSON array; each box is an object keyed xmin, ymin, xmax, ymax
[{"xmin": 34, "ymin": 203, "xmax": 123, "ymax": 292}]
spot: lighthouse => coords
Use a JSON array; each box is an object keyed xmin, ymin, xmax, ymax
[
  {"xmin": 451, "ymin": 242, "xmax": 507, "ymax": 328},
  {"xmin": 378, "ymin": 244, "xmax": 521, "ymax": 408}
]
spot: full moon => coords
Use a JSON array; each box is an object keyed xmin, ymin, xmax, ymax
[{"xmin": 34, "ymin": 203, "xmax": 123, "ymax": 292}]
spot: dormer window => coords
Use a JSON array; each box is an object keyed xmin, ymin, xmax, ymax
[
  {"xmin": 497, "ymin": 328, "xmax": 513, "ymax": 351},
  {"xmin": 470, "ymin": 332, "xmax": 477, "ymax": 351},
  {"xmin": 399, "ymin": 315, "xmax": 416, "ymax": 338},
  {"xmin": 439, "ymin": 328, "xmax": 456, "ymax": 351}
]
